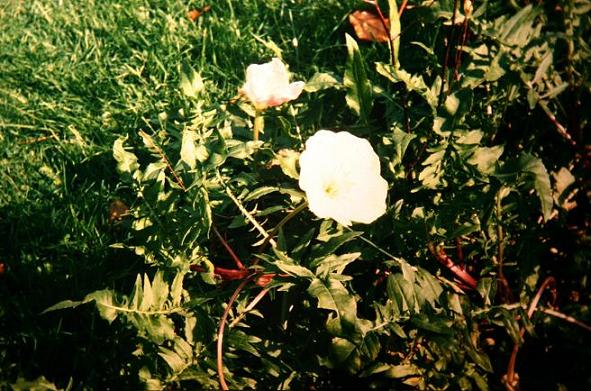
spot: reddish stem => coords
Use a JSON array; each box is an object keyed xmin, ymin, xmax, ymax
[
  {"xmin": 217, "ymin": 274, "xmax": 257, "ymax": 390},
  {"xmin": 505, "ymin": 276, "xmax": 557, "ymax": 389},
  {"xmin": 364, "ymin": 0, "xmax": 397, "ymax": 65},
  {"xmin": 190, "ymin": 264, "xmax": 283, "ymax": 286},
  {"xmin": 212, "ymin": 225, "xmax": 246, "ymax": 270},
  {"xmin": 398, "ymin": 0, "xmax": 409, "ymax": 16},
  {"xmin": 428, "ymin": 243, "xmax": 478, "ymax": 290}
]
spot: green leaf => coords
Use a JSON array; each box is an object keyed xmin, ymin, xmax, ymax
[
  {"xmin": 344, "ymin": 34, "xmax": 372, "ymax": 123},
  {"xmin": 308, "ymin": 277, "xmax": 358, "ymax": 333},
  {"xmin": 314, "ymin": 252, "xmax": 361, "ymax": 279},
  {"xmin": 498, "ymin": 5, "xmax": 541, "ymax": 47},
  {"xmin": 180, "ymin": 63, "xmax": 204, "ymax": 98},
  {"xmin": 496, "ymin": 153, "xmax": 554, "ymax": 221},
  {"xmin": 410, "ymin": 314, "xmax": 453, "ymax": 335},
  {"xmin": 304, "ymin": 72, "xmax": 341, "ymax": 92},
  {"xmin": 387, "ymin": 274, "xmax": 419, "ymax": 314},
  {"xmin": 87, "ymin": 289, "xmax": 120, "ymax": 323},
  {"xmin": 391, "ymin": 127, "xmax": 416, "ymax": 167},
  {"xmin": 113, "ymin": 136, "xmax": 139, "ymax": 174},
  {"xmin": 388, "ymin": 0, "xmax": 401, "ymax": 67},
  {"xmin": 42, "ymin": 298, "xmax": 93, "ymax": 314},
  {"xmin": 158, "ymin": 347, "xmax": 186, "ymax": 373},
  {"xmin": 477, "ymin": 277, "xmax": 495, "ymax": 306},
  {"xmin": 330, "ymin": 337, "xmax": 356, "ymax": 364},
  {"xmin": 415, "ymin": 268, "xmax": 443, "ymax": 308},
  {"xmin": 376, "ymin": 63, "xmax": 437, "ymax": 110},
  {"xmin": 312, "ymin": 230, "xmax": 362, "ymax": 260},
  {"xmin": 274, "ymin": 260, "xmax": 315, "ymax": 279},
  {"xmin": 180, "ymin": 129, "xmax": 198, "ymax": 169},
  {"xmin": 385, "ymin": 364, "xmax": 421, "ymax": 378},
  {"xmin": 243, "ymin": 186, "xmax": 279, "ymax": 202},
  {"xmin": 519, "ymin": 154, "xmax": 554, "ymax": 221},
  {"xmin": 468, "ymin": 146, "xmax": 504, "ymax": 174}
]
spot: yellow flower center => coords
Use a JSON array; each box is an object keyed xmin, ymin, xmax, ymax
[{"xmin": 323, "ymin": 181, "xmax": 339, "ymax": 198}]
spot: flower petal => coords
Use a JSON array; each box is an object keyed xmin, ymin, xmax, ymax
[{"xmin": 299, "ymin": 130, "xmax": 388, "ymax": 226}]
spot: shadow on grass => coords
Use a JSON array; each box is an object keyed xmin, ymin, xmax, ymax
[{"xmin": 0, "ymin": 151, "xmax": 145, "ymax": 388}]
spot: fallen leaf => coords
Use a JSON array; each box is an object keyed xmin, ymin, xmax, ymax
[
  {"xmin": 187, "ymin": 5, "xmax": 211, "ymax": 22},
  {"xmin": 349, "ymin": 10, "xmax": 390, "ymax": 43},
  {"xmin": 109, "ymin": 200, "xmax": 129, "ymax": 223}
]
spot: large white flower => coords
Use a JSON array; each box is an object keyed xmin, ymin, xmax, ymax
[
  {"xmin": 298, "ymin": 130, "xmax": 388, "ymax": 226},
  {"xmin": 241, "ymin": 58, "xmax": 305, "ymax": 110}
]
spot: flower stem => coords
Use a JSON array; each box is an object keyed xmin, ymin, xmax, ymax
[
  {"xmin": 217, "ymin": 273, "xmax": 257, "ymax": 390},
  {"xmin": 253, "ymin": 110, "xmax": 264, "ymax": 141}
]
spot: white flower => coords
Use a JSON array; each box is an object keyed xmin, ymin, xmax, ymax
[
  {"xmin": 298, "ymin": 130, "xmax": 388, "ymax": 226},
  {"xmin": 241, "ymin": 58, "xmax": 305, "ymax": 110}
]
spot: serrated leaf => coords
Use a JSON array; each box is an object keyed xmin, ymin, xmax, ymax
[
  {"xmin": 344, "ymin": 34, "xmax": 373, "ymax": 122},
  {"xmin": 467, "ymin": 345, "xmax": 493, "ymax": 373},
  {"xmin": 87, "ymin": 289, "xmax": 120, "ymax": 323},
  {"xmin": 477, "ymin": 277, "xmax": 495, "ymax": 306},
  {"xmin": 496, "ymin": 153, "xmax": 554, "ymax": 221}
]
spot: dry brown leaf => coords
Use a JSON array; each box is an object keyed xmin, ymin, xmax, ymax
[
  {"xmin": 349, "ymin": 10, "xmax": 390, "ymax": 43},
  {"xmin": 109, "ymin": 199, "xmax": 129, "ymax": 223},
  {"xmin": 187, "ymin": 5, "xmax": 211, "ymax": 22}
]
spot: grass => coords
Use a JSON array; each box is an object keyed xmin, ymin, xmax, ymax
[{"xmin": 0, "ymin": 0, "xmax": 364, "ymax": 387}]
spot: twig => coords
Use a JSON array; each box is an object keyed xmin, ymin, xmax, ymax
[
  {"xmin": 455, "ymin": 237, "xmax": 464, "ymax": 268},
  {"xmin": 346, "ymin": 226, "xmax": 408, "ymax": 269},
  {"xmin": 217, "ymin": 274, "xmax": 257, "ymax": 391},
  {"xmin": 496, "ymin": 188, "xmax": 514, "ymax": 303},
  {"xmin": 229, "ymin": 287, "xmax": 272, "ymax": 328},
  {"xmin": 538, "ymin": 307, "xmax": 591, "ymax": 333},
  {"xmin": 505, "ymin": 276, "xmax": 556, "ymax": 390},
  {"xmin": 19, "ymin": 136, "xmax": 53, "ymax": 145},
  {"xmin": 216, "ymin": 170, "xmax": 276, "ymax": 248},
  {"xmin": 364, "ymin": 0, "xmax": 397, "ymax": 66},
  {"xmin": 398, "ymin": 0, "xmax": 409, "ymax": 16},
  {"xmin": 212, "ymin": 225, "xmax": 246, "ymax": 270},
  {"xmin": 452, "ymin": 0, "xmax": 472, "ymax": 83},
  {"xmin": 138, "ymin": 130, "xmax": 187, "ymax": 191},
  {"xmin": 257, "ymin": 201, "xmax": 308, "ymax": 254},
  {"xmin": 438, "ymin": 0, "xmax": 460, "ymax": 106},
  {"xmin": 428, "ymin": 242, "xmax": 478, "ymax": 290},
  {"xmin": 536, "ymin": 98, "xmax": 576, "ymax": 147}
]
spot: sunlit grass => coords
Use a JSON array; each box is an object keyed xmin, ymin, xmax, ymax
[{"xmin": 0, "ymin": 0, "xmax": 361, "ymax": 387}]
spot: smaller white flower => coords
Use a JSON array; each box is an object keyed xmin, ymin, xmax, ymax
[
  {"xmin": 241, "ymin": 58, "xmax": 305, "ymax": 110},
  {"xmin": 298, "ymin": 130, "xmax": 388, "ymax": 226}
]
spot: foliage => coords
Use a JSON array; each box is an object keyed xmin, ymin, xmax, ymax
[{"xmin": 1, "ymin": 0, "xmax": 590, "ymax": 390}]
